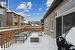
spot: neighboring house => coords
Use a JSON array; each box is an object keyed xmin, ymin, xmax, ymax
[
  {"xmin": 18, "ymin": 15, "xmax": 25, "ymax": 27},
  {"xmin": 29, "ymin": 21, "xmax": 41, "ymax": 27},
  {"xmin": 0, "ymin": 0, "xmax": 8, "ymax": 27},
  {"xmin": 41, "ymin": 19, "xmax": 44, "ymax": 31},
  {"xmin": 0, "ymin": 5, "xmax": 6, "ymax": 27},
  {"xmin": 6, "ymin": 9, "xmax": 25, "ymax": 27},
  {"xmin": 43, "ymin": 0, "xmax": 75, "ymax": 39},
  {"xmin": 6, "ymin": 11, "xmax": 18, "ymax": 27}
]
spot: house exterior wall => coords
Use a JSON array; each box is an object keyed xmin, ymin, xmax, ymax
[
  {"xmin": 13, "ymin": 13, "xmax": 19, "ymax": 26},
  {"xmin": 6, "ymin": 12, "xmax": 13, "ymax": 26},
  {"xmin": 0, "ymin": 7, "xmax": 6, "ymax": 27},
  {"xmin": 6, "ymin": 12, "xmax": 19, "ymax": 27},
  {"xmin": 44, "ymin": 11, "xmax": 56, "ymax": 38},
  {"xmin": 44, "ymin": 17, "xmax": 48, "ymax": 34},
  {"xmin": 18, "ymin": 15, "xmax": 24, "ymax": 27},
  {"xmin": 44, "ymin": 0, "xmax": 75, "ymax": 39},
  {"xmin": 55, "ymin": 0, "xmax": 75, "ymax": 37},
  {"xmin": 6, "ymin": 12, "xmax": 25, "ymax": 28}
]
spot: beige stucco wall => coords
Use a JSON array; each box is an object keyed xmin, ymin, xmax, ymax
[
  {"xmin": 18, "ymin": 15, "xmax": 25, "ymax": 28},
  {"xmin": 12, "ymin": 13, "xmax": 19, "ymax": 26},
  {"xmin": 6, "ymin": 12, "xmax": 13, "ymax": 26}
]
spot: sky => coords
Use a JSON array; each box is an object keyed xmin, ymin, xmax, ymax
[{"xmin": 8, "ymin": 0, "xmax": 54, "ymax": 21}]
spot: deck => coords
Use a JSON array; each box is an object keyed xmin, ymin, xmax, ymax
[{"xmin": 4, "ymin": 32, "xmax": 57, "ymax": 50}]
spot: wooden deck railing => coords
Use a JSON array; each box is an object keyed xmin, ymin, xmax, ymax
[
  {"xmin": 0, "ymin": 26, "xmax": 43, "ymax": 49},
  {"xmin": 24, "ymin": 26, "xmax": 43, "ymax": 32},
  {"xmin": 0, "ymin": 28, "xmax": 23, "ymax": 49}
]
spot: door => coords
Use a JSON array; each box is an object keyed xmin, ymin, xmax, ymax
[{"xmin": 56, "ymin": 17, "xmax": 62, "ymax": 38}]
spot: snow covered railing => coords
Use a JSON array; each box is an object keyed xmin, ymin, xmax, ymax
[
  {"xmin": 0, "ymin": 28, "xmax": 21, "ymax": 32},
  {"xmin": 0, "ymin": 27, "xmax": 9, "ymax": 30}
]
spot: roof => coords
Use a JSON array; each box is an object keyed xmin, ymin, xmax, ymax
[
  {"xmin": 13, "ymin": 12, "xmax": 25, "ymax": 17},
  {"xmin": 6, "ymin": 8, "xmax": 24, "ymax": 17},
  {"xmin": 43, "ymin": 0, "xmax": 63, "ymax": 19},
  {"xmin": 6, "ymin": 8, "xmax": 13, "ymax": 13},
  {"xmin": 0, "ymin": 5, "xmax": 6, "ymax": 9}
]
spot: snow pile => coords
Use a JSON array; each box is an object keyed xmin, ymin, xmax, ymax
[
  {"xmin": 0, "ymin": 46, "xmax": 1, "ymax": 50},
  {"xmin": 31, "ymin": 32, "xmax": 39, "ymax": 37},
  {"xmin": 66, "ymin": 27, "xmax": 75, "ymax": 46}
]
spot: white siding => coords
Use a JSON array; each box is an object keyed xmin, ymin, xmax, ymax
[
  {"xmin": 56, "ymin": 0, "xmax": 75, "ymax": 17},
  {"xmin": 0, "ymin": 8, "xmax": 5, "ymax": 15}
]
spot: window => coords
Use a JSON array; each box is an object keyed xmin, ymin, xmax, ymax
[
  {"xmin": 63, "ymin": 12, "xmax": 75, "ymax": 34},
  {"xmin": 14, "ymin": 14, "xmax": 17, "ymax": 18},
  {"xmin": 56, "ymin": 12, "xmax": 75, "ymax": 38},
  {"xmin": 21, "ymin": 23, "xmax": 23, "ymax": 25},
  {"xmin": 14, "ymin": 22, "xmax": 18, "ymax": 26}
]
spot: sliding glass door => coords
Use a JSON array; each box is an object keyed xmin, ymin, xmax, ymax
[
  {"xmin": 56, "ymin": 17, "xmax": 62, "ymax": 38},
  {"xmin": 56, "ymin": 12, "xmax": 75, "ymax": 38}
]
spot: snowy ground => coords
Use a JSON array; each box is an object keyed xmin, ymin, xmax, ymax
[
  {"xmin": 0, "ymin": 46, "xmax": 1, "ymax": 50},
  {"xmin": 4, "ymin": 32, "xmax": 57, "ymax": 50}
]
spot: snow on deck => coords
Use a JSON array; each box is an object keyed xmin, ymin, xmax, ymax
[
  {"xmin": 5, "ymin": 32, "xmax": 57, "ymax": 50},
  {"xmin": 66, "ymin": 27, "xmax": 75, "ymax": 46},
  {"xmin": 0, "ymin": 46, "xmax": 1, "ymax": 50}
]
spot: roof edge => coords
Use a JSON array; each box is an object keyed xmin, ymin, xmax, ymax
[
  {"xmin": 0, "ymin": 5, "xmax": 6, "ymax": 9},
  {"xmin": 43, "ymin": 0, "xmax": 63, "ymax": 19}
]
